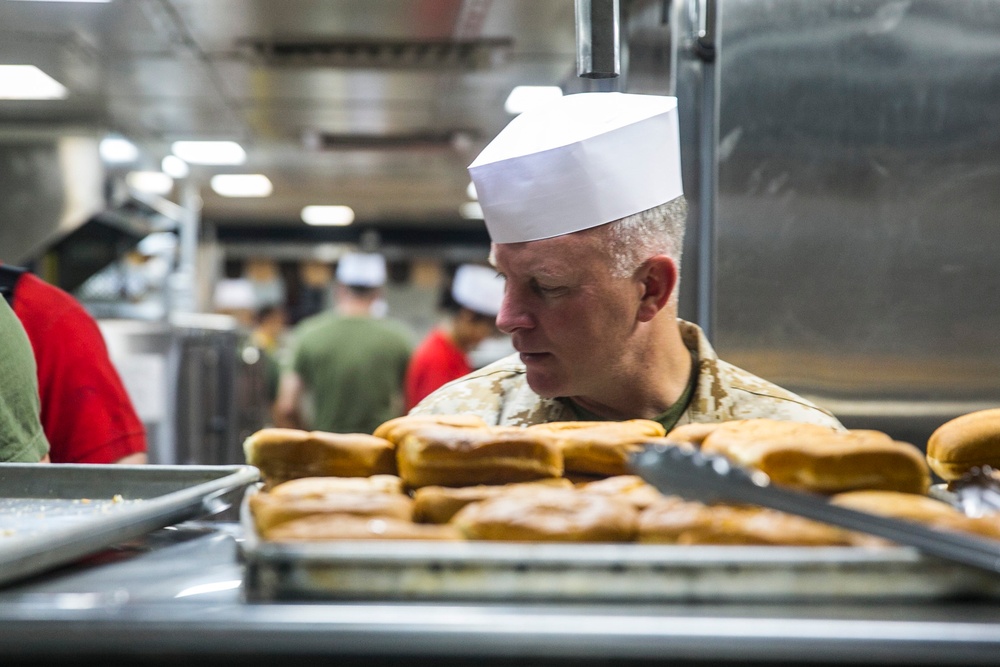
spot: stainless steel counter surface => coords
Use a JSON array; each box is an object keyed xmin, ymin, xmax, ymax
[{"xmin": 2, "ymin": 521, "xmax": 1000, "ymax": 667}]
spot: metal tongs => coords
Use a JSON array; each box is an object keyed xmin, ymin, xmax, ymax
[
  {"xmin": 948, "ymin": 466, "xmax": 1000, "ymax": 518},
  {"xmin": 630, "ymin": 443, "xmax": 1000, "ymax": 575}
]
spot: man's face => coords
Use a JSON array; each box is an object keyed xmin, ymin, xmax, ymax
[{"xmin": 492, "ymin": 232, "xmax": 642, "ymax": 400}]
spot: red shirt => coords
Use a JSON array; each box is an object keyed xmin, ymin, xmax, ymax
[
  {"xmin": 12, "ymin": 272, "xmax": 147, "ymax": 463},
  {"xmin": 404, "ymin": 328, "xmax": 472, "ymax": 411}
]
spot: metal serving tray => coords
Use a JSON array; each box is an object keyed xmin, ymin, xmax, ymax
[
  {"xmin": 0, "ymin": 463, "xmax": 259, "ymax": 588},
  {"xmin": 239, "ymin": 485, "xmax": 1000, "ymax": 603}
]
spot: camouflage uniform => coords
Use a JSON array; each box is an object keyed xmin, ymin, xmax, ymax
[{"xmin": 410, "ymin": 319, "xmax": 843, "ymax": 430}]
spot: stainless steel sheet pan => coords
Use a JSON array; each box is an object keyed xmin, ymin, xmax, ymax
[
  {"xmin": 0, "ymin": 463, "xmax": 259, "ymax": 587},
  {"xmin": 239, "ymin": 486, "xmax": 1000, "ymax": 603}
]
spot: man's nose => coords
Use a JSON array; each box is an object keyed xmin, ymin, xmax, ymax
[{"xmin": 495, "ymin": 291, "xmax": 529, "ymax": 334}]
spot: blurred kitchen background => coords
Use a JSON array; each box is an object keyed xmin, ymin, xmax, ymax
[{"xmin": 1, "ymin": 0, "xmax": 998, "ymax": 465}]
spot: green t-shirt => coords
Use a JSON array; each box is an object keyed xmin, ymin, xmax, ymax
[
  {"xmin": 0, "ymin": 298, "xmax": 49, "ymax": 462},
  {"xmin": 290, "ymin": 312, "xmax": 413, "ymax": 434}
]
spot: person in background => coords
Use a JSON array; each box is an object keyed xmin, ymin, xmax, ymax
[
  {"xmin": 405, "ymin": 264, "xmax": 505, "ymax": 411},
  {"xmin": 0, "ymin": 294, "xmax": 50, "ymax": 462},
  {"xmin": 213, "ymin": 277, "xmax": 258, "ymax": 328},
  {"xmin": 293, "ymin": 259, "xmax": 335, "ymax": 323},
  {"xmin": 0, "ymin": 265, "xmax": 145, "ymax": 464},
  {"xmin": 273, "ymin": 252, "xmax": 413, "ymax": 435},
  {"xmin": 250, "ymin": 303, "xmax": 288, "ymax": 407},
  {"xmin": 411, "ymin": 92, "xmax": 843, "ymax": 431}
]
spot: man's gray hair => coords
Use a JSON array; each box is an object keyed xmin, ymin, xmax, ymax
[{"xmin": 601, "ymin": 196, "xmax": 688, "ymax": 278}]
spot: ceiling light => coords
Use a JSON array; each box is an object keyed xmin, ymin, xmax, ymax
[
  {"xmin": 460, "ymin": 202, "xmax": 483, "ymax": 220},
  {"xmin": 8, "ymin": 1, "xmax": 112, "ymax": 3},
  {"xmin": 98, "ymin": 136, "xmax": 139, "ymax": 163},
  {"xmin": 466, "ymin": 181, "xmax": 478, "ymax": 200},
  {"xmin": 0, "ymin": 65, "xmax": 68, "ymax": 100},
  {"xmin": 210, "ymin": 174, "xmax": 273, "ymax": 198},
  {"xmin": 171, "ymin": 140, "xmax": 246, "ymax": 165},
  {"xmin": 302, "ymin": 205, "xmax": 355, "ymax": 226},
  {"xmin": 504, "ymin": 85, "xmax": 563, "ymax": 115},
  {"xmin": 161, "ymin": 155, "xmax": 189, "ymax": 179},
  {"xmin": 126, "ymin": 171, "xmax": 173, "ymax": 195}
]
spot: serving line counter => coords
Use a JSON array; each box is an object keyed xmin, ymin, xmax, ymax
[{"xmin": 2, "ymin": 519, "xmax": 1000, "ymax": 667}]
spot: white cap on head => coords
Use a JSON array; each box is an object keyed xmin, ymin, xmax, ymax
[
  {"xmin": 451, "ymin": 264, "xmax": 505, "ymax": 317},
  {"xmin": 468, "ymin": 92, "xmax": 683, "ymax": 244},
  {"xmin": 336, "ymin": 252, "xmax": 386, "ymax": 288},
  {"xmin": 213, "ymin": 278, "xmax": 257, "ymax": 310}
]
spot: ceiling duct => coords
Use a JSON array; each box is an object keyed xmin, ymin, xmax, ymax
[
  {"xmin": 0, "ymin": 136, "xmax": 177, "ymax": 291},
  {"xmin": 241, "ymin": 37, "xmax": 513, "ymax": 70},
  {"xmin": 303, "ymin": 129, "xmax": 479, "ymax": 151},
  {"xmin": 0, "ymin": 136, "xmax": 105, "ymax": 266}
]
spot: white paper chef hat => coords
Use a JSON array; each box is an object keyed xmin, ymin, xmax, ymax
[
  {"xmin": 336, "ymin": 252, "xmax": 387, "ymax": 288},
  {"xmin": 213, "ymin": 278, "xmax": 257, "ymax": 310},
  {"xmin": 451, "ymin": 264, "xmax": 505, "ymax": 317},
  {"xmin": 468, "ymin": 92, "xmax": 683, "ymax": 244}
]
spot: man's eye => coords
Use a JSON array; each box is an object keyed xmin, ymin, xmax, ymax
[{"xmin": 536, "ymin": 284, "xmax": 566, "ymax": 296}]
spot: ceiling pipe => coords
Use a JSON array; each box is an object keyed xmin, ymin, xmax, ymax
[{"xmin": 575, "ymin": 0, "xmax": 620, "ymax": 79}]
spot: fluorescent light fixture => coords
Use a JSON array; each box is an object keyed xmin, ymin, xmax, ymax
[
  {"xmin": 171, "ymin": 140, "xmax": 246, "ymax": 165},
  {"xmin": 302, "ymin": 205, "xmax": 355, "ymax": 226},
  {"xmin": 161, "ymin": 155, "xmax": 189, "ymax": 179},
  {"xmin": 126, "ymin": 171, "xmax": 173, "ymax": 195},
  {"xmin": 504, "ymin": 85, "xmax": 562, "ymax": 115},
  {"xmin": 460, "ymin": 201, "xmax": 483, "ymax": 220},
  {"xmin": 466, "ymin": 181, "xmax": 478, "ymax": 200},
  {"xmin": 0, "ymin": 65, "xmax": 68, "ymax": 100},
  {"xmin": 210, "ymin": 174, "xmax": 273, "ymax": 198},
  {"xmin": 99, "ymin": 136, "xmax": 139, "ymax": 163}
]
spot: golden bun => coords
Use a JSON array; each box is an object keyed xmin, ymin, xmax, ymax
[
  {"xmin": 576, "ymin": 474, "xmax": 666, "ymax": 509},
  {"xmin": 830, "ymin": 489, "xmax": 1000, "ymax": 542},
  {"xmin": 926, "ymin": 408, "xmax": 1000, "ymax": 481},
  {"xmin": 700, "ymin": 419, "xmax": 931, "ymax": 495},
  {"xmin": 264, "ymin": 514, "xmax": 464, "ymax": 542},
  {"xmin": 412, "ymin": 479, "xmax": 574, "ymax": 524},
  {"xmin": 373, "ymin": 413, "xmax": 489, "ymax": 444},
  {"xmin": 527, "ymin": 419, "xmax": 665, "ymax": 477},
  {"xmin": 396, "ymin": 425, "xmax": 563, "ymax": 488},
  {"xmin": 249, "ymin": 491, "xmax": 414, "ymax": 536},
  {"xmin": 664, "ymin": 422, "xmax": 723, "ymax": 448},
  {"xmin": 527, "ymin": 419, "xmax": 665, "ymax": 436},
  {"xmin": 451, "ymin": 489, "xmax": 638, "ymax": 542},
  {"xmin": 269, "ymin": 475, "xmax": 404, "ymax": 498},
  {"xmin": 244, "ymin": 428, "xmax": 396, "ymax": 488},
  {"xmin": 637, "ymin": 497, "xmax": 858, "ymax": 546}
]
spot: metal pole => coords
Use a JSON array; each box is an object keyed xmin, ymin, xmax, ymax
[{"xmin": 575, "ymin": 0, "xmax": 620, "ymax": 79}]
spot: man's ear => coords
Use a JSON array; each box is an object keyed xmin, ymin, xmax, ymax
[{"xmin": 635, "ymin": 255, "xmax": 677, "ymax": 322}]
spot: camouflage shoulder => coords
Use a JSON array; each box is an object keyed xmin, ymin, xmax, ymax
[
  {"xmin": 408, "ymin": 354, "xmax": 522, "ymax": 422},
  {"xmin": 408, "ymin": 353, "xmax": 576, "ymax": 426},
  {"xmin": 712, "ymin": 358, "xmax": 844, "ymax": 429}
]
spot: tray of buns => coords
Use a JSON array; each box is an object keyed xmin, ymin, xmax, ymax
[
  {"xmin": 238, "ymin": 483, "xmax": 1000, "ymax": 602},
  {"xmin": 238, "ymin": 415, "xmax": 1000, "ymax": 602},
  {"xmin": 0, "ymin": 463, "xmax": 259, "ymax": 588}
]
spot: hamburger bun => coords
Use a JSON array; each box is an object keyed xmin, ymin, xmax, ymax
[
  {"xmin": 396, "ymin": 424, "xmax": 563, "ymax": 489},
  {"xmin": 413, "ymin": 478, "xmax": 574, "ymax": 524},
  {"xmin": 264, "ymin": 514, "xmax": 464, "ymax": 542},
  {"xmin": 700, "ymin": 419, "xmax": 931, "ymax": 495},
  {"xmin": 244, "ymin": 428, "xmax": 396, "ymax": 488},
  {"xmin": 926, "ymin": 408, "xmax": 1000, "ymax": 481},
  {"xmin": 451, "ymin": 489, "xmax": 638, "ymax": 542}
]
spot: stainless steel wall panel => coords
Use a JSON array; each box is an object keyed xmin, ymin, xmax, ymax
[{"xmin": 709, "ymin": 0, "xmax": 1000, "ymax": 444}]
